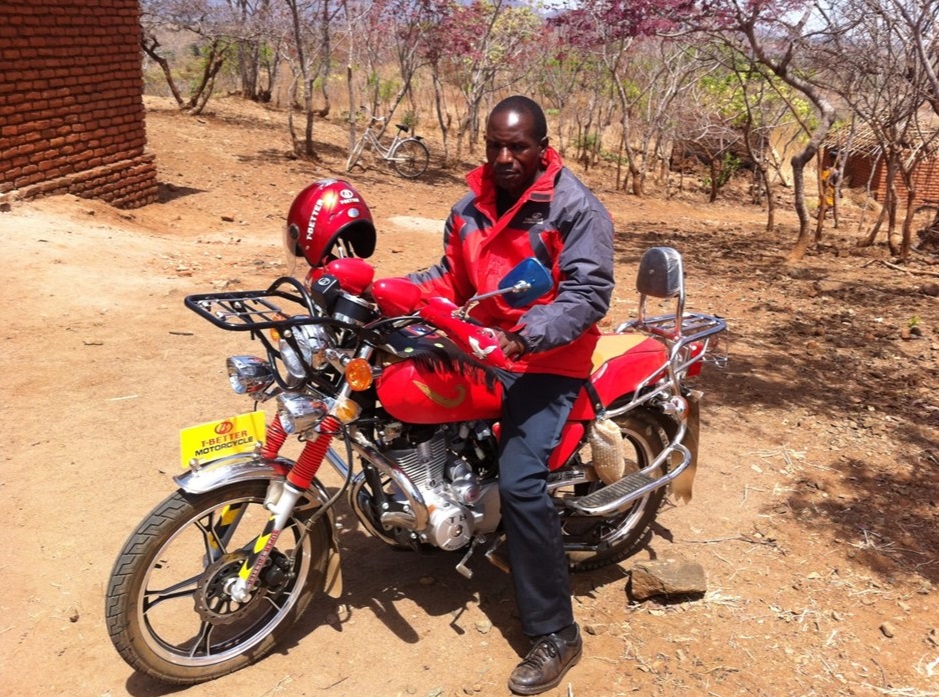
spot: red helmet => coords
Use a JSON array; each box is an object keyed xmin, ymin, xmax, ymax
[{"xmin": 284, "ymin": 179, "xmax": 376, "ymax": 268}]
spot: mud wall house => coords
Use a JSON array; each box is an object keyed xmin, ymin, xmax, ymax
[
  {"xmin": 823, "ymin": 125, "xmax": 939, "ymax": 207},
  {"xmin": 0, "ymin": 0, "xmax": 158, "ymax": 208}
]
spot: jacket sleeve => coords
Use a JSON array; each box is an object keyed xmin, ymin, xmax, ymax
[
  {"xmin": 406, "ymin": 211, "xmax": 476, "ymax": 304},
  {"xmin": 513, "ymin": 207, "xmax": 615, "ymax": 353}
]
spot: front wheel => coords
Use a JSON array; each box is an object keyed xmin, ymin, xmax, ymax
[
  {"xmin": 391, "ymin": 138, "xmax": 429, "ymax": 178},
  {"xmin": 105, "ymin": 481, "xmax": 332, "ymax": 684},
  {"xmin": 560, "ymin": 409, "xmax": 671, "ymax": 572},
  {"xmin": 346, "ymin": 137, "xmax": 367, "ymax": 172}
]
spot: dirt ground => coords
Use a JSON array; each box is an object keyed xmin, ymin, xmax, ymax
[{"xmin": 2, "ymin": 96, "xmax": 939, "ymax": 697}]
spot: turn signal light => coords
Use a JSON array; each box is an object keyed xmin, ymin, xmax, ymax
[
  {"xmin": 268, "ymin": 313, "xmax": 290, "ymax": 342},
  {"xmin": 344, "ymin": 358, "xmax": 373, "ymax": 391},
  {"xmin": 333, "ymin": 396, "xmax": 362, "ymax": 424}
]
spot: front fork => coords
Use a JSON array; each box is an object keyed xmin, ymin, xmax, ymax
[{"xmin": 227, "ymin": 414, "xmax": 340, "ymax": 603}]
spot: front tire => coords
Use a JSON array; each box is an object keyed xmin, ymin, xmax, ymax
[
  {"xmin": 561, "ymin": 409, "xmax": 671, "ymax": 572},
  {"xmin": 105, "ymin": 481, "xmax": 331, "ymax": 684},
  {"xmin": 346, "ymin": 138, "xmax": 367, "ymax": 172}
]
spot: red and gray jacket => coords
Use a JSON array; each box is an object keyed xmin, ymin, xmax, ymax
[{"xmin": 408, "ymin": 147, "xmax": 615, "ymax": 379}]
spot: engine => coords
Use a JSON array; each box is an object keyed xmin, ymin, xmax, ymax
[{"xmin": 353, "ymin": 423, "xmax": 501, "ymax": 552}]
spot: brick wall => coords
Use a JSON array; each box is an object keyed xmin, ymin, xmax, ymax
[
  {"xmin": 0, "ymin": 0, "xmax": 158, "ymax": 208},
  {"xmin": 842, "ymin": 154, "xmax": 939, "ymax": 207}
]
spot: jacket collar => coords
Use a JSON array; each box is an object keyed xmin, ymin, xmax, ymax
[{"xmin": 467, "ymin": 147, "xmax": 563, "ymax": 221}]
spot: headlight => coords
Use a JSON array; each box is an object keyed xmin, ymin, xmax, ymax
[
  {"xmin": 279, "ymin": 323, "xmax": 330, "ymax": 380},
  {"xmin": 277, "ymin": 392, "xmax": 330, "ymax": 434},
  {"xmin": 227, "ymin": 356, "xmax": 275, "ymax": 395}
]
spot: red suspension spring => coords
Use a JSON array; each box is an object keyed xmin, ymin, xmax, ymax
[
  {"xmin": 261, "ymin": 415, "xmax": 289, "ymax": 460},
  {"xmin": 261, "ymin": 415, "xmax": 290, "ymax": 476},
  {"xmin": 286, "ymin": 416, "xmax": 340, "ymax": 491}
]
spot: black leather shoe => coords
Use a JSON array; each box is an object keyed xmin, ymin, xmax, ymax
[{"xmin": 508, "ymin": 625, "xmax": 583, "ymax": 695}]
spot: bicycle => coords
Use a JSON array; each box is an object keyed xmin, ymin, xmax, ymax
[{"xmin": 345, "ymin": 106, "xmax": 429, "ymax": 179}]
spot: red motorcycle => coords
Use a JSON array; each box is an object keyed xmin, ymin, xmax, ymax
[{"xmin": 105, "ymin": 245, "xmax": 725, "ymax": 684}]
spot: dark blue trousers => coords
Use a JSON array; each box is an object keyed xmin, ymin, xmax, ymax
[{"xmin": 497, "ymin": 371, "xmax": 582, "ymax": 638}]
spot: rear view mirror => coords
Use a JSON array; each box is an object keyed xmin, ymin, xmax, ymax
[{"xmin": 499, "ymin": 257, "xmax": 553, "ymax": 308}]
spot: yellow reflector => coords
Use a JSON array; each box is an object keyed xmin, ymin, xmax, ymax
[
  {"xmin": 333, "ymin": 397, "xmax": 362, "ymax": 424},
  {"xmin": 268, "ymin": 313, "xmax": 289, "ymax": 342},
  {"xmin": 345, "ymin": 358, "xmax": 373, "ymax": 391}
]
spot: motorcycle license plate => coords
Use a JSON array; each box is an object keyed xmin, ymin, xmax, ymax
[{"xmin": 179, "ymin": 410, "xmax": 267, "ymax": 469}]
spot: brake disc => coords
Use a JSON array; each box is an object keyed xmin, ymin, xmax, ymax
[{"xmin": 194, "ymin": 551, "xmax": 263, "ymax": 625}]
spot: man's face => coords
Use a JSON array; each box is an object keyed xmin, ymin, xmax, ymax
[{"xmin": 485, "ymin": 109, "xmax": 546, "ymax": 199}]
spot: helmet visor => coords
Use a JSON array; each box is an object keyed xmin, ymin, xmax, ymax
[{"xmin": 283, "ymin": 222, "xmax": 302, "ymax": 278}]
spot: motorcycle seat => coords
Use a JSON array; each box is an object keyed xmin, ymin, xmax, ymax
[{"xmin": 590, "ymin": 333, "xmax": 651, "ymax": 372}]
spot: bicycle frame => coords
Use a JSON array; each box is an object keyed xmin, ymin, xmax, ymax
[
  {"xmin": 346, "ymin": 109, "xmax": 429, "ymax": 178},
  {"xmin": 360, "ymin": 125, "xmax": 409, "ymax": 162}
]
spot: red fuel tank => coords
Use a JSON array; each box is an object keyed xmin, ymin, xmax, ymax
[{"xmin": 377, "ymin": 359, "xmax": 503, "ymax": 424}]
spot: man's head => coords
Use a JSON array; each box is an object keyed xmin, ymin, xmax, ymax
[{"xmin": 485, "ymin": 96, "xmax": 549, "ymax": 200}]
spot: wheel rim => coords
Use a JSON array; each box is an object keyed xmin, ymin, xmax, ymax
[
  {"xmin": 563, "ymin": 418, "xmax": 663, "ymax": 552},
  {"xmin": 393, "ymin": 140, "xmax": 427, "ymax": 177},
  {"xmin": 135, "ymin": 492, "xmax": 313, "ymax": 667}
]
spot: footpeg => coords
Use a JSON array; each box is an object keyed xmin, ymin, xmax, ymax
[{"xmin": 568, "ymin": 471, "xmax": 657, "ymax": 516}]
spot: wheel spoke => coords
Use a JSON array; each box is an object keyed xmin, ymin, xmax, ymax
[
  {"xmin": 142, "ymin": 574, "xmax": 200, "ymax": 613},
  {"xmin": 195, "ymin": 502, "xmax": 248, "ymax": 562},
  {"xmin": 188, "ymin": 620, "xmax": 215, "ymax": 659}
]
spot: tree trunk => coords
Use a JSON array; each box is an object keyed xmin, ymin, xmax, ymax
[
  {"xmin": 708, "ymin": 158, "xmax": 719, "ymax": 203},
  {"xmin": 430, "ymin": 66, "xmax": 451, "ymax": 166},
  {"xmin": 787, "ymin": 147, "xmax": 816, "ymax": 262},
  {"xmin": 759, "ymin": 165, "xmax": 775, "ymax": 232},
  {"xmin": 141, "ymin": 35, "xmax": 185, "ymax": 108}
]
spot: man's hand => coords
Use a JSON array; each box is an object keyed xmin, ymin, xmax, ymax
[{"xmin": 494, "ymin": 329, "xmax": 528, "ymax": 359}]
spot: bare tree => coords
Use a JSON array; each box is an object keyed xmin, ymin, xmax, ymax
[
  {"xmin": 818, "ymin": 0, "xmax": 939, "ymax": 258},
  {"xmin": 281, "ymin": 0, "xmax": 344, "ymax": 158},
  {"xmin": 140, "ymin": 0, "xmax": 237, "ymax": 114},
  {"xmin": 888, "ymin": 0, "xmax": 939, "ymax": 117},
  {"xmin": 707, "ymin": 2, "xmax": 839, "ymax": 260},
  {"xmin": 437, "ymin": 0, "xmax": 541, "ymax": 157}
]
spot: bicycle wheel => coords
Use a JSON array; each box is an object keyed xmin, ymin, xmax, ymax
[
  {"xmin": 390, "ymin": 138, "xmax": 429, "ymax": 178},
  {"xmin": 346, "ymin": 137, "xmax": 367, "ymax": 173}
]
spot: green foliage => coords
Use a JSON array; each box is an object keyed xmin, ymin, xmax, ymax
[
  {"xmin": 703, "ymin": 152, "xmax": 741, "ymax": 190},
  {"xmin": 574, "ymin": 132, "xmax": 599, "ymax": 151},
  {"xmin": 401, "ymin": 110, "xmax": 419, "ymax": 130}
]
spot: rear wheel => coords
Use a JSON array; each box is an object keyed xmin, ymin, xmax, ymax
[
  {"xmin": 105, "ymin": 481, "xmax": 331, "ymax": 684},
  {"xmin": 391, "ymin": 138, "xmax": 429, "ymax": 178},
  {"xmin": 559, "ymin": 409, "xmax": 670, "ymax": 572}
]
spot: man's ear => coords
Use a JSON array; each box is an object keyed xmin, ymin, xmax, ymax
[{"xmin": 540, "ymin": 136, "xmax": 548, "ymax": 155}]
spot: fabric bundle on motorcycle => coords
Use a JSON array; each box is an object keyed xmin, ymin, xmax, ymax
[{"xmin": 588, "ymin": 418, "xmax": 627, "ymax": 485}]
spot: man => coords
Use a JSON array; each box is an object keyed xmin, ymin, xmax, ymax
[{"xmin": 408, "ymin": 95, "xmax": 615, "ymax": 695}]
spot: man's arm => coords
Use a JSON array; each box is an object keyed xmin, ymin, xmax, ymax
[
  {"xmin": 513, "ymin": 207, "xmax": 615, "ymax": 353},
  {"xmin": 406, "ymin": 211, "xmax": 475, "ymax": 304}
]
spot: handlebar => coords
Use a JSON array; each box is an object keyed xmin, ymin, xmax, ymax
[
  {"xmin": 417, "ymin": 297, "xmax": 510, "ymax": 369},
  {"xmin": 357, "ymin": 105, "xmax": 385, "ymax": 125}
]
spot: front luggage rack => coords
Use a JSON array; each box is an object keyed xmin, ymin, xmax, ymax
[{"xmin": 185, "ymin": 276, "xmax": 318, "ymax": 332}]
